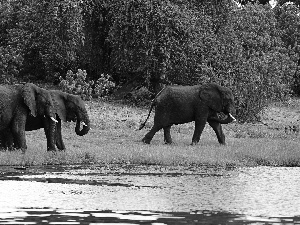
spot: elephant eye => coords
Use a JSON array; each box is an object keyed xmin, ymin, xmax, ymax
[{"xmin": 42, "ymin": 98, "xmax": 51, "ymax": 105}]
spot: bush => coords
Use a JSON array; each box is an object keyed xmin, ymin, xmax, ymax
[
  {"xmin": 93, "ymin": 74, "xmax": 116, "ymax": 98},
  {"xmin": 59, "ymin": 69, "xmax": 93, "ymax": 100},
  {"xmin": 59, "ymin": 69, "xmax": 116, "ymax": 100}
]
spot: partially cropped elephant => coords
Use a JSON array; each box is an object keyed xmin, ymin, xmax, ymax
[
  {"xmin": 0, "ymin": 90, "xmax": 90, "ymax": 151},
  {"xmin": 139, "ymin": 83, "xmax": 236, "ymax": 145},
  {"xmin": 0, "ymin": 83, "xmax": 57, "ymax": 150}
]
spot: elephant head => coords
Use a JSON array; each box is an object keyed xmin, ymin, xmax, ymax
[
  {"xmin": 22, "ymin": 83, "xmax": 57, "ymax": 121},
  {"xmin": 199, "ymin": 83, "xmax": 236, "ymax": 123},
  {"xmin": 51, "ymin": 90, "xmax": 90, "ymax": 136}
]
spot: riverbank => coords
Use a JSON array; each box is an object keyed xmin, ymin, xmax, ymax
[{"xmin": 1, "ymin": 98, "xmax": 300, "ymax": 167}]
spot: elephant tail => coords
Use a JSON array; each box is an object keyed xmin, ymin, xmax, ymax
[
  {"xmin": 138, "ymin": 87, "xmax": 166, "ymax": 130},
  {"xmin": 138, "ymin": 101, "xmax": 155, "ymax": 130}
]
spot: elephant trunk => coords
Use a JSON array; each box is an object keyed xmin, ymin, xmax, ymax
[
  {"xmin": 75, "ymin": 119, "xmax": 90, "ymax": 136},
  {"xmin": 209, "ymin": 113, "xmax": 236, "ymax": 124},
  {"xmin": 75, "ymin": 111, "xmax": 90, "ymax": 136}
]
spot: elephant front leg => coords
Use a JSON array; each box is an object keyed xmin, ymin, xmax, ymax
[
  {"xmin": 191, "ymin": 118, "xmax": 207, "ymax": 145},
  {"xmin": 208, "ymin": 120, "xmax": 225, "ymax": 144},
  {"xmin": 55, "ymin": 119, "xmax": 65, "ymax": 150},
  {"xmin": 44, "ymin": 118, "xmax": 57, "ymax": 151},
  {"xmin": 163, "ymin": 126, "xmax": 172, "ymax": 144}
]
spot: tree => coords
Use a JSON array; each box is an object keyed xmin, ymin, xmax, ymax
[
  {"xmin": 80, "ymin": 0, "xmax": 112, "ymax": 80},
  {"xmin": 274, "ymin": 3, "xmax": 300, "ymax": 95},
  {"xmin": 222, "ymin": 3, "xmax": 295, "ymax": 122},
  {"xmin": 0, "ymin": 1, "xmax": 24, "ymax": 83},
  {"xmin": 108, "ymin": 0, "xmax": 197, "ymax": 92},
  {"xmin": 0, "ymin": 0, "xmax": 84, "ymax": 82}
]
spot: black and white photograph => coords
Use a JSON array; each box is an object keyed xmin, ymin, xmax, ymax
[{"xmin": 1, "ymin": 0, "xmax": 300, "ymax": 224}]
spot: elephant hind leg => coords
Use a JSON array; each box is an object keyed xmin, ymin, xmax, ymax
[
  {"xmin": 142, "ymin": 124, "xmax": 162, "ymax": 144},
  {"xmin": 11, "ymin": 129, "xmax": 26, "ymax": 150},
  {"xmin": 163, "ymin": 125, "xmax": 172, "ymax": 144},
  {"xmin": 11, "ymin": 118, "xmax": 27, "ymax": 150},
  {"xmin": 0, "ymin": 129, "xmax": 15, "ymax": 149}
]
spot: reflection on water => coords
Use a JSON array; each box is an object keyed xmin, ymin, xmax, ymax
[
  {"xmin": 227, "ymin": 167, "xmax": 300, "ymax": 216},
  {"xmin": 1, "ymin": 208, "xmax": 299, "ymax": 224},
  {"xmin": 1, "ymin": 166, "xmax": 300, "ymax": 224}
]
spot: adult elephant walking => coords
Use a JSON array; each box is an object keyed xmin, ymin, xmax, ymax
[
  {"xmin": 139, "ymin": 83, "xmax": 236, "ymax": 145},
  {"xmin": 0, "ymin": 83, "xmax": 57, "ymax": 151},
  {"xmin": 0, "ymin": 90, "xmax": 90, "ymax": 151}
]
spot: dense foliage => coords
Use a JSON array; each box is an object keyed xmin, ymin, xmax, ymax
[{"xmin": 1, "ymin": 0, "xmax": 300, "ymax": 122}]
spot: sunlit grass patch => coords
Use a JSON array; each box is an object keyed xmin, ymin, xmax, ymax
[
  {"xmin": 1, "ymin": 99, "xmax": 300, "ymax": 167},
  {"xmin": 1, "ymin": 133, "xmax": 300, "ymax": 167},
  {"xmin": 226, "ymin": 138, "xmax": 300, "ymax": 166}
]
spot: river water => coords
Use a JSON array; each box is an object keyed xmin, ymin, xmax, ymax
[{"xmin": 0, "ymin": 165, "xmax": 300, "ymax": 224}]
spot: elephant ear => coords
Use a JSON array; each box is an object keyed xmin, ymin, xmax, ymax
[
  {"xmin": 51, "ymin": 91, "xmax": 67, "ymax": 122},
  {"xmin": 22, "ymin": 83, "xmax": 37, "ymax": 117},
  {"xmin": 199, "ymin": 83, "xmax": 223, "ymax": 112},
  {"xmin": 217, "ymin": 85, "xmax": 233, "ymax": 105}
]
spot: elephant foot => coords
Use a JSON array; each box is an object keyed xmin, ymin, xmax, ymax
[
  {"xmin": 191, "ymin": 141, "xmax": 198, "ymax": 146},
  {"xmin": 7, "ymin": 146, "xmax": 17, "ymax": 151},
  {"xmin": 142, "ymin": 137, "xmax": 151, "ymax": 144},
  {"xmin": 47, "ymin": 148, "xmax": 57, "ymax": 152},
  {"xmin": 164, "ymin": 140, "xmax": 173, "ymax": 144}
]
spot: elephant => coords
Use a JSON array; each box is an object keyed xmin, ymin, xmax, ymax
[
  {"xmin": 0, "ymin": 90, "xmax": 90, "ymax": 151},
  {"xmin": 139, "ymin": 83, "xmax": 236, "ymax": 145},
  {"xmin": 0, "ymin": 83, "xmax": 57, "ymax": 150}
]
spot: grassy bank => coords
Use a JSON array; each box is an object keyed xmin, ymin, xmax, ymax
[{"xmin": 1, "ymin": 99, "xmax": 300, "ymax": 167}]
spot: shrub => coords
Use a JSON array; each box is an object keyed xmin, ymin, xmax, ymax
[
  {"xmin": 93, "ymin": 74, "xmax": 116, "ymax": 98},
  {"xmin": 59, "ymin": 69, "xmax": 116, "ymax": 100},
  {"xmin": 59, "ymin": 69, "xmax": 93, "ymax": 100}
]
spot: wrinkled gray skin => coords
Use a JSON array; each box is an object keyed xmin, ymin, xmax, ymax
[
  {"xmin": 139, "ymin": 83, "xmax": 236, "ymax": 145},
  {"xmin": 0, "ymin": 83, "xmax": 56, "ymax": 151},
  {"xmin": 0, "ymin": 90, "xmax": 90, "ymax": 151}
]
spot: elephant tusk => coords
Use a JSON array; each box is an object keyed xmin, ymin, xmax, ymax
[
  {"xmin": 51, "ymin": 117, "xmax": 58, "ymax": 123},
  {"xmin": 82, "ymin": 122, "xmax": 87, "ymax": 126},
  {"xmin": 229, "ymin": 113, "xmax": 236, "ymax": 122}
]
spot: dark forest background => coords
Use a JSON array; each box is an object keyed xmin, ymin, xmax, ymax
[{"xmin": 1, "ymin": 0, "xmax": 300, "ymax": 122}]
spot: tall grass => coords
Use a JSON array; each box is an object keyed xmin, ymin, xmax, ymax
[{"xmin": 1, "ymin": 100, "xmax": 300, "ymax": 167}]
